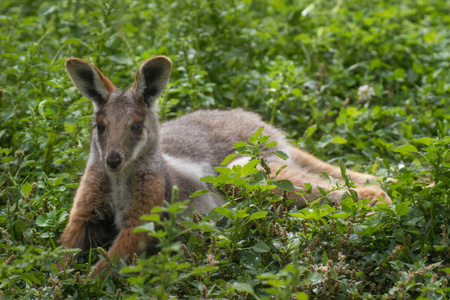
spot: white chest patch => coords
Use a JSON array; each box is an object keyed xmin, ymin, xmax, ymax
[{"xmin": 108, "ymin": 175, "xmax": 131, "ymax": 231}]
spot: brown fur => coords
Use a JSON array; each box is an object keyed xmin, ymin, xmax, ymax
[
  {"xmin": 60, "ymin": 56, "xmax": 391, "ymax": 277},
  {"xmin": 59, "ymin": 166, "xmax": 112, "ymax": 250}
]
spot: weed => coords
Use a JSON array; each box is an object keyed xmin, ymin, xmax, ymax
[{"xmin": 1, "ymin": 0, "xmax": 450, "ymax": 298}]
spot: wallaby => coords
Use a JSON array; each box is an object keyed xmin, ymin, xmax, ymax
[{"xmin": 60, "ymin": 56, "xmax": 391, "ymax": 277}]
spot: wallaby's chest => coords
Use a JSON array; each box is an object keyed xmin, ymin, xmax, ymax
[{"xmin": 107, "ymin": 175, "xmax": 134, "ymax": 231}]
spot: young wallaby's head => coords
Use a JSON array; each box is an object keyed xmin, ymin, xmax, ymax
[{"xmin": 65, "ymin": 56, "xmax": 172, "ymax": 172}]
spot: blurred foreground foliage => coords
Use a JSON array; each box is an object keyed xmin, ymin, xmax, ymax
[{"xmin": 1, "ymin": 0, "xmax": 450, "ymax": 298}]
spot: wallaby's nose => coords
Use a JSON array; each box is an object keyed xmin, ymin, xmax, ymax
[{"xmin": 106, "ymin": 152, "xmax": 122, "ymax": 170}]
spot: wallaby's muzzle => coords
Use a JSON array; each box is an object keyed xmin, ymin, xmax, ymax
[{"xmin": 106, "ymin": 151, "xmax": 122, "ymax": 171}]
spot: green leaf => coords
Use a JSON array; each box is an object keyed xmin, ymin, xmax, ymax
[
  {"xmin": 40, "ymin": 232, "xmax": 55, "ymax": 238},
  {"xmin": 424, "ymin": 30, "xmax": 437, "ymax": 45},
  {"xmin": 233, "ymin": 142, "xmax": 249, "ymax": 148},
  {"xmin": 63, "ymin": 37, "xmax": 82, "ymax": 45},
  {"xmin": 254, "ymin": 169, "xmax": 267, "ymax": 182},
  {"xmin": 413, "ymin": 137, "xmax": 434, "ymax": 146},
  {"xmin": 21, "ymin": 273, "xmax": 41, "ymax": 285},
  {"xmin": 291, "ymin": 88, "xmax": 303, "ymax": 96},
  {"xmin": 289, "ymin": 212, "xmax": 307, "ymax": 219},
  {"xmin": 146, "ymin": 230, "xmax": 167, "ymax": 238},
  {"xmin": 190, "ymin": 189, "xmax": 211, "ymax": 198},
  {"xmin": 369, "ymin": 58, "xmax": 382, "ymax": 70},
  {"xmin": 321, "ymin": 251, "xmax": 329, "ymax": 265},
  {"xmin": 123, "ymin": 23, "xmax": 139, "ymax": 33},
  {"xmin": 330, "ymin": 212, "xmax": 351, "ymax": 219},
  {"xmin": 200, "ymin": 175, "xmax": 218, "ymax": 183},
  {"xmin": 252, "ymin": 240, "xmax": 270, "ymax": 253},
  {"xmin": 332, "ymin": 136, "xmax": 347, "ymax": 144},
  {"xmin": 150, "ymin": 206, "xmax": 165, "ymax": 213},
  {"xmin": 140, "ymin": 214, "xmax": 160, "ymax": 222},
  {"xmin": 274, "ymin": 165, "xmax": 287, "ymax": 177},
  {"xmin": 394, "ymin": 68, "xmax": 405, "ymax": 80},
  {"xmin": 272, "ymin": 150, "xmax": 289, "ymax": 160},
  {"xmin": 221, "ymin": 153, "xmax": 239, "ymax": 166},
  {"xmin": 176, "ymin": 263, "xmax": 192, "ymax": 271},
  {"xmin": 232, "ymin": 283, "xmax": 258, "ymax": 298},
  {"xmin": 295, "ymin": 292, "xmax": 309, "ymax": 300},
  {"xmin": 375, "ymin": 203, "xmax": 395, "ymax": 215},
  {"xmin": 53, "ymin": 157, "xmax": 67, "ymax": 164},
  {"xmin": 14, "ymin": 219, "xmax": 27, "ymax": 235},
  {"xmin": 133, "ymin": 223, "xmax": 155, "ymax": 233},
  {"xmin": 64, "ymin": 123, "xmax": 77, "ymax": 134},
  {"xmin": 273, "ymin": 179, "xmax": 294, "ymax": 191},
  {"xmin": 234, "ymin": 209, "xmax": 249, "ymax": 219},
  {"xmin": 252, "ymin": 127, "xmax": 265, "ymax": 139},
  {"xmin": 214, "ymin": 207, "xmax": 234, "ymax": 219},
  {"xmin": 35, "ymin": 214, "xmax": 49, "ymax": 227},
  {"xmin": 265, "ymin": 141, "xmax": 277, "ymax": 148},
  {"xmin": 249, "ymin": 211, "xmax": 267, "ymax": 220},
  {"xmin": 21, "ymin": 182, "xmax": 32, "ymax": 196},
  {"xmin": 393, "ymin": 145, "xmax": 418, "ymax": 154},
  {"xmin": 187, "ymin": 266, "xmax": 218, "ymax": 276},
  {"xmin": 57, "ymin": 211, "xmax": 68, "ymax": 224},
  {"xmin": 308, "ymin": 209, "xmax": 323, "ymax": 220},
  {"xmin": 215, "ymin": 166, "xmax": 232, "ymax": 175},
  {"xmin": 305, "ymin": 272, "xmax": 323, "ymax": 284},
  {"xmin": 339, "ymin": 160, "xmax": 347, "ymax": 177},
  {"xmin": 395, "ymin": 202, "xmax": 410, "ymax": 217},
  {"xmin": 242, "ymin": 159, "xmax": 259, "ymax": 175}
]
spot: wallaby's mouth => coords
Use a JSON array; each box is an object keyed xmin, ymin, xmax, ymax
[{"xmin": 106, "ymin": 165, "xmax": 123, "ymax": 173}]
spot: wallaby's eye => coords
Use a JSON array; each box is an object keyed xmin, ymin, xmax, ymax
[
  {"xmin": 96, "ymin": 123, "xmax": 106, "ymax": 134},
  {"xmin": 131, "ymin": 123, "xmax": 143, "ymax": 134}
]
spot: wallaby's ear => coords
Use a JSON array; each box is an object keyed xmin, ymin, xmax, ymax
[
  {"xmin": 65, "ymin": 58, "xmax": 116, "ymax": 112},
  {"xmin": 132, "ymin": 56, "xmax": 172, "ymax": 111}
]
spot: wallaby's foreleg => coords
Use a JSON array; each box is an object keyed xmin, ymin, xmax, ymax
[
  {"xmin": 59, "ymin": 166, "xmax": 111, "ymax": 249},
  {"xmin": 287, "ymin": 146, "xmax": 379, "ymax": 185},
  {"xmin": 58, "ymin": 167, "xmax": 112, "ymax": 270}
]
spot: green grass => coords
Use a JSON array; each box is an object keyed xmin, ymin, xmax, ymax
[{"xmin": 1, "ymin": 0, "xmax": 450, "ymax": 299}]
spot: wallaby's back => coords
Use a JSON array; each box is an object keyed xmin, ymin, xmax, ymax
[{"xmin": 160, "ymin": 108, "xmax": 289, "ymax": 166}]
